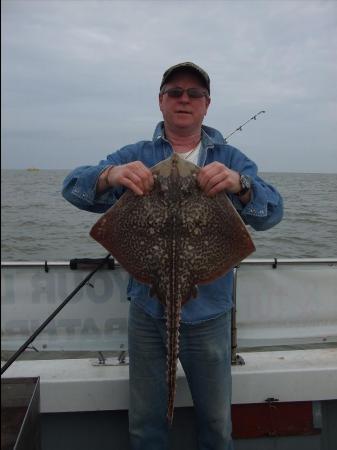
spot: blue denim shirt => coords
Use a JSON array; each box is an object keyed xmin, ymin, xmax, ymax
[{"xmin": 62, "ymin": 122, "xmax": 283, "ymax": 323}]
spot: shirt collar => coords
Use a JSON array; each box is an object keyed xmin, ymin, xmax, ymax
[{"xmin": 152, "ymin": 121, "xmax": 220, "ymax": 149}]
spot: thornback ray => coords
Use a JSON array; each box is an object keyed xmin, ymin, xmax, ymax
[{"xmin": 90, "ymin": 153, "xmax": 255, "ymax": 424}]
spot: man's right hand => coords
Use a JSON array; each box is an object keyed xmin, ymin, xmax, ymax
[{"xmin": 97, "ymin": 162, "xmax": 154, "ymax": 196}]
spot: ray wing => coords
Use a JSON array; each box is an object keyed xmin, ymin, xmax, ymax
[
  {"xmin": 90, "ymin": 185, "xmax": 170, "ymax": 287},
  {"xmin": 178, "ymin": 188, "xmax": 255, "ymax": 286}
]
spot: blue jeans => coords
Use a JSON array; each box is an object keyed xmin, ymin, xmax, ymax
[{"xmin": 128, "ymin": 301, "xmax": 234, "ymax": 450}]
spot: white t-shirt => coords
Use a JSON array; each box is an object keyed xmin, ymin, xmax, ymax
[{"xmin": 175, "ymin": 141, "xmax": 201, "ymax": 166}]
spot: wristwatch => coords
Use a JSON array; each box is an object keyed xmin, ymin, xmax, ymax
[{"xmin": 237, "ymin": 174, "xmax": 252, "ymax": 197}]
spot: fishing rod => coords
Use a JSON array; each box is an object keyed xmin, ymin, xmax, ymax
[
  {"xmin": 1, "ymin": 111, "xmax": 265, "ymax": 375},
  {"xmin": 224, "ymin": 110, "xmax": 266, "ymax": 143},
  {"xmin": 1, "ymin": 253, "xmax": 111, "ymax": 376}
]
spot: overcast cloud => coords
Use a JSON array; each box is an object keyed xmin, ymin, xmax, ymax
[{"xmin": 1, "ymin": 0, "xmax": 337, "ymax": 172}]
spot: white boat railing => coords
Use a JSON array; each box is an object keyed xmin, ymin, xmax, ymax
[{"xmin": 1, "ymin": 258, "xmax": 337, "ymax": 353}]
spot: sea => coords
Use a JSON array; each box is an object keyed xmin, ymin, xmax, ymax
[{"xmin": 1, "ymin": 169, "xmax": 337, "ymax": 261}]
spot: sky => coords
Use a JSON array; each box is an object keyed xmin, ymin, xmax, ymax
[{"xmin": 1, "ymin": 0, "xmax": 337, "ymax": 172}]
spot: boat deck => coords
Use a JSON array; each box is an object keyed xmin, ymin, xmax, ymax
[{"xmin": 2, "ymin": 347, "xmax": 337, "ymax": 450}]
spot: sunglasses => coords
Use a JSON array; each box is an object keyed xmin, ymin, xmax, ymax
[{"xmin": 161, "ymin": 87, "xmax": 209, "ymax": 99}]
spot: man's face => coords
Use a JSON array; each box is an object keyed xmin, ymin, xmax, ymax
[{"xmin": 159, "ymin": 71, "xmax": 211, "ymax": 134}]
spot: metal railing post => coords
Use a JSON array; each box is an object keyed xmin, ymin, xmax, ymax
[{"xmin": 231, "ymin": 266, "xmax": 245, "ymax": 365}]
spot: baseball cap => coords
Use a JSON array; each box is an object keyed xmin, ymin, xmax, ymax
[{"xmin": 160, "ymin": 62, "xmax": 210, "ymax": 94}]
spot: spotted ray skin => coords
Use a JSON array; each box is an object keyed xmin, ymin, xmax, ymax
[{"xmin": 90, "ymin": 154, "xmax": 255, "ymax": 424}]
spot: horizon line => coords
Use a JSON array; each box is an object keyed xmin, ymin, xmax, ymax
[{"xmin": 1, "ymin": 167, "xmax": 337, "ymax": 175}]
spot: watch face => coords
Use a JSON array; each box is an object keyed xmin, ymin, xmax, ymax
[
  {"xmin": 237, "ymin": 174, "xmax": 252, "ymax": 196},
  {"xmin": 241, "ymin": 174, "xmax": 251, "ymax": 190}
]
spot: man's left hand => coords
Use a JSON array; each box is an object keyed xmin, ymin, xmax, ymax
[{"xmin": 197, "ymin": 162, "xmax": 242, "ymax": 197}]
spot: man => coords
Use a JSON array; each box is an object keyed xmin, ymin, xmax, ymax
[{"xmin": 62, "ymin": 62, "xmax": 283, "ymax": 450}]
